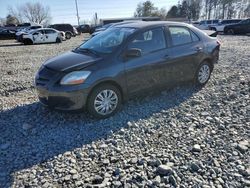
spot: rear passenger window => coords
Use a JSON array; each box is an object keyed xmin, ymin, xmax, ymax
[
  {"xmin": 169, "ymin": 27, "xmax": 192, "ymax": 46},
  {"xmin": 128, "ymin": 28, "xmax": 166, "ymax": 54},
  {"xmin": 45, "ymin": 30, "xmax": 56, "ymax": 34}
]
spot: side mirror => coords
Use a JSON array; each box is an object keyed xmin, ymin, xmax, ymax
[{"xmin": 125, "ymin": 48, "xmax": 142, "ymax": 58}]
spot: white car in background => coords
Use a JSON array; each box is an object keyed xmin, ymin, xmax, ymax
[
  {"xmin": 209, "ymin": 19, "xmax": 242, "ymax": 32},
  {"xmin": 195, "ymin": 19, "xmax": 219, "ymax": 30},
  {"xmin": 22, "ymin": 28, "xmax": 63, "ymax": 45}
]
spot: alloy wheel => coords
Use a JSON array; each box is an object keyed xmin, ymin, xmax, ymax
[{"xmin": 198, "ymin": 64, "xmax": 210, "ymax": 84}]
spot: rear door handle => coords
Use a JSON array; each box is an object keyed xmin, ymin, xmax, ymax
[
  {"xmin": 196, "ymin": 47, "xmax": 203, "ymax": 52},
  {"xmin": 164, "ymin": 54, "xmax": 170, "ymax": 59}
]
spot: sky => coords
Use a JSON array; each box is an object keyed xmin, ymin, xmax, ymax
[{"xmin": 0, "ymin": 0, "xmax": 178, "ymax": 25}]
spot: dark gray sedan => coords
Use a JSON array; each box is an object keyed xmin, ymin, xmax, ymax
[{"xmin": 35, "ymin": 21, "xmax": 220, "ymax": 118}]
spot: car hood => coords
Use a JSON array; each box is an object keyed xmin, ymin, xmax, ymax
[{"xmin": 44, "ymin": 51, "xmax": 101, "ymax": 72}]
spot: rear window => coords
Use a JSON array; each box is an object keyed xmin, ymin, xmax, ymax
[{"xmin": 169, "ymin": 27, "xmax": 192, "ymax": 46}]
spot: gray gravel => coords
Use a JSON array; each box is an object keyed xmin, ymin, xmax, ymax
[{"xmin": 0, "ymin": 35, "xmax": 249, "ymax": 188}]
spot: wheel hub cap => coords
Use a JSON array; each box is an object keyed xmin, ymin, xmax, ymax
[
  {"xmin": 94, "ymin": 89, "xmax": 118, "ymax": 115},
  {"xmin": 198, "ymin": 64, "xmax": 210, "ymax": 84}
]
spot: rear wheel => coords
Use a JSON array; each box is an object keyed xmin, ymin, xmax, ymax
[
  {"xmin": 227, "ymin": 29, "xmax": 235, "ymax": 35},
  {"xmin": 65, "ymin": 32, "xmax": 72, "ymax": 39},
  {"xmin": 195, "ymin": 62, "xmax": 212, "ymax": 86},
  {"xmin": 87, "ymin": 84, "xmax": 122, "ymax": 119},
  {"xmin": 23, "ymin": 39, "xmax": 33, "ymax": 45},
  {"xmin": 56, "ymin": 37, "xmax": 61, "ymax": 43}
]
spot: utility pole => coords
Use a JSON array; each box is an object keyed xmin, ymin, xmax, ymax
[{"xmin": 75, "ymin": 0, "xmax": 80, "ymax": 25}]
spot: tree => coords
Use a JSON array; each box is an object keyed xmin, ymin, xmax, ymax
[
  {"xmin": 188, "ymin": 0, "xmax": 202, "ymax": 20},
  {"xmin": 134, "ymin": 1, "xmax": 157, "ymax": 17},
  {"xmin": 6, "ymin": 14, "xmax": 19, "ymax": 25},
  {"xmin": 166, "ymin": 5, "xmax": 179, "ymax": 18},
  {"xmin": 8, "ymin": 2, "xmax": 51, "ymax": 25}
]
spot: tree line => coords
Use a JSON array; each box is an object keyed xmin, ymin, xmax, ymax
[
  {"xmin": 0, "ymin": 2, "xmax": 51, "ymax": 26},
  {"xmin": 134, "ymin": 0, "xmax": 250, "ymax": 21}
]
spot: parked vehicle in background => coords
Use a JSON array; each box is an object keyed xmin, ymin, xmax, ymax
[
  {"xmin": 89, "ymin": 25, "xmax": 102, "ymax": 34},
  {"xmin": 191, "ymin": 21, "xmax": 200, "ymax": 28},
  {"xmin": 0, "ymin": 29, "xmax": 16, "ymax": 39},
  {"xmin": 195, "ymin": 20, "xmax": 219, "ymax": 30},
  {"xmin": 35, "ymin": 21, "xmax": 220, "ymax": 118},
  {"xmin": 49, "ymin": 24, "xmax": 77, "ymax": 39},
  {"xmin": 22, "ymin": 28, "xmax": 63, "ymax": 45},
  {"xmin": 224, "ymin": 18, "xmax": 250, "ymax": 35},
  {"xmin": 76, "ymin": 24, "xmax": 91, "ymax": 33},
  {"xmin": 16, "ymin": 25, "xmax": 42, "ymax": 42},
  {"xmin": 209, "ymin": 19, "xmax": 242, "ymax": 32}
]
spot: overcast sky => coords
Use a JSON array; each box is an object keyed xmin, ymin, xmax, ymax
[{"xmin": 0, "ymin": 0, "xmax": 178, "ymax": 25}]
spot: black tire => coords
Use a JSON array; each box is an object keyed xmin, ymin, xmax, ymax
[
  {"xmin": 23, "ymin": 39, "xmax": 33, "ymax": 45},
  {"xmin": 212, "ymin": 27, "xmax": 217, "ymax": 31},
  {"xmin": 56, "ymin": 37, "xmax": 61, "ymax": 43},
  {"xmin": 87, "ymin": 84, "xmax": 122, "ymax": 119},
  {"xmin": 65, "ymin": 32, "xmax": 72, "ymax": 39},
  {"xmin": 227, "ymin": 29, "xmax": 235, "ymax": 35},
  {"xmin": 195, "ymin": 61, "xmax": 212, "ymax": 86}
]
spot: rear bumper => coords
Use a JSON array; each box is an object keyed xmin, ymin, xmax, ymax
[{"xmin": 36, "ymin": 86, "xmax": 90, "ymax": 111}]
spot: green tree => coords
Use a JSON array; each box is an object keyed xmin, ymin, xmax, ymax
[
  {"xmin": 166, "ymin": 5, "xmax": 179, "ymax": 18},
  {"xmin": 134, "ymin": 1, "xmax": 157, "ymax": 17}
]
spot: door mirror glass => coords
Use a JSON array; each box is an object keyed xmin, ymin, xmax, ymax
[{"xmin": 125, "ymin": 48, "xmax": 142, "ymax": 58}]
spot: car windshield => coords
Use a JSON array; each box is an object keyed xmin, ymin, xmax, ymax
[{"xmin": 76, "ymin": 27, "xmax": 136, "ymax": 54}]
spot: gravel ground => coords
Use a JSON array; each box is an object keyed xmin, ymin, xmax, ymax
[{"xmin": 0, "ymin": 35, "xmax": 249, "ymax": 188}]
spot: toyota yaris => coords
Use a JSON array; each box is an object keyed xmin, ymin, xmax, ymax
[{"xmin": 35, "ymin": 21, "xmax": 220, "ymax": 118}]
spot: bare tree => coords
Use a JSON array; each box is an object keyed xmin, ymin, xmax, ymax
[{"xmin": 8, "ymin": 2, "xmax": 51, "ymax": 25}]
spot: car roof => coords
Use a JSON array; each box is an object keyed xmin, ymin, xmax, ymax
[{"xmin": 114, "ymin": 21, "xmax": 190, "ymax": 29}]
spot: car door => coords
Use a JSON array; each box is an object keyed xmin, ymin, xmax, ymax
[
  {"xmin": 167, "ymin": 26, "xmax": 204, "ymax": 82},
  {"xmin": 44, "ymin": 29, "xmax": 57, "ymax": 43},
  {"xmin": 124, "ymin": 27, "xmax": 171, "ymax": 95},
  {"xmin": 242, "ymin": 19, "xmax": 250, "ymax": 33},
  {"xmin": 32, "ymin": 30, "xmax": 45, "ymax": 44}
]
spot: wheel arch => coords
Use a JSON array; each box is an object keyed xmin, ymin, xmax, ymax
[{"xmin": 86, "ymin": 80, "xmax": 125, "ymax": 104}]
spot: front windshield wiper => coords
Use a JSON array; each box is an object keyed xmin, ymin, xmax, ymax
[{"xmin": 73, "ymin": 47, "xmax": 99, "ymax": 56}]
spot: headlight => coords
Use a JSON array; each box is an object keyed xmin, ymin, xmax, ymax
[{"xmin": 60, "ymin": 71, "xmax": 91, "ymax": 85}]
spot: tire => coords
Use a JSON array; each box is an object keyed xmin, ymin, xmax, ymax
[
  {"xmin": 227, "ymin": 29, "xmax": 235, "ymax": 35},
  {"xmin": 56, "ymin": 37, "xmax": 61, "ymax": 43},
  {"xmin": 23, "ymin": 39, "xmax": 33, "ymax": 45},
  {"xmin": 211, "ymin": 27, "xmax": 216, "ymax": 31},
  {"xmin": 65, "ymin": 32, "xmax": 72, "ymax": 39},
  {"xmin": 195, "ymin": 61, "xmax": 212, "ymax": 86},
  {"xmin": 87, "ymin": 84, "xmax": 122, "ymax": 119}
]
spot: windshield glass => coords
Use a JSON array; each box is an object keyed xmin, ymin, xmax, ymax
[{"xmin": 77, "ymin": 27, "xmax": 135, "ymax": 54}]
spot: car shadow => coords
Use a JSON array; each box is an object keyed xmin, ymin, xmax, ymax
[
  {"xmin": 0, "ymin": 83, "xmax": 201, "ymax": 187},
  {"xmin": 0, "ymin": 43, "xmax": 23, "ymax": 48}
]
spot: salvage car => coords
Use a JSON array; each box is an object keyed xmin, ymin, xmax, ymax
[
  {"xmin": 224, "ymin": 18, "xmax": 250, "ymax": 35},
  {"xmin": 22, "ymin": 28, "xmax": 63, "ymax": 45},
  {"xmin": 16, "ymin": 25, "xmax": 42, "ymax": 42},
  {"xmin": 35, "ymin": 21, "xmax": 220, "ymax": 118}
]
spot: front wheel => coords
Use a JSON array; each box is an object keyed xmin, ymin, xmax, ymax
[
  {"xmin": 87, "ymin": 84, "xmax": 122, "ymax": 119},
  {"xmin": 65, "ymin": 32, "xmax": 72, "ymax": 39},
  {"xmin": 195, "ymin": 62, "xmax": 212, "ymax": 86}
]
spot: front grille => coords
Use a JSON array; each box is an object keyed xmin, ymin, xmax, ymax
[{"xmin": 36, "ymin": 66, "xmax": 58, "ymax": 87}]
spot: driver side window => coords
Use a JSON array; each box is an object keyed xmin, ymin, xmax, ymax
[{"xmin": 128, "ymin": 28, "xmax": 167, "ymax": 54}]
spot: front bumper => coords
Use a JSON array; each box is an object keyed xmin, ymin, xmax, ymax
[{"xmin": 36, "ymin": 86, "xmax": 90, "ymax": 111}]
